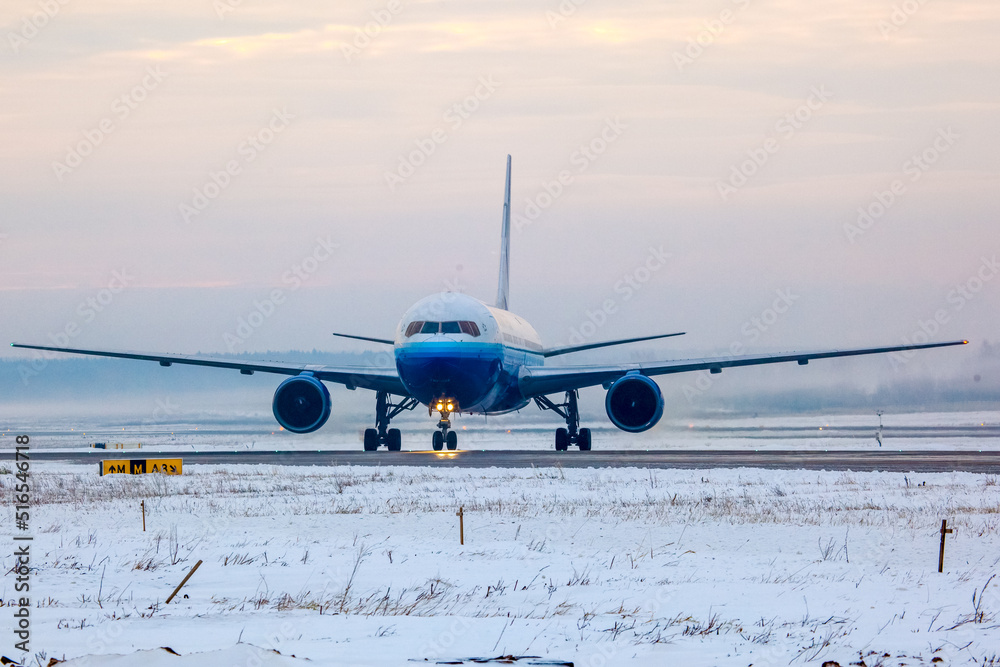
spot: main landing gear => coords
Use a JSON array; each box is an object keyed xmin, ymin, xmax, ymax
[
  {"xmin": 534, "ymin": 390, "xmax": 591, "ymax": 451},
  {"xmin": 431, "ymin": 398, "xmax": 459, "ymax": 451},
  {"xmin": 363, "ymin": 391, "xmax": 419, "ymax": 451}
]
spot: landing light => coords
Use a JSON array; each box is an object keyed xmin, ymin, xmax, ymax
[
  {"xmin": 446, "ymin": 402, "xmax": 454, "ymax": 411},
  {"xmin": 436, "ymin": 402, "xmax": 444, "ymax": 411}
]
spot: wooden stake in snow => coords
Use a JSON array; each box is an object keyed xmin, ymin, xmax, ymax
[
  {"xmin": 456, "ymin": 506, "xmax": 464, "ymax": 545},
  {"xmin": 938, "ymin": 519, "xmax": 953, "ymax": 573},
  {"xmin": 141, "ymin": 500, "xmax": 146, "ymax": 532},
  {"xmin": 166, "ymin": 560, "xmax": 202, "ymax": 603}
]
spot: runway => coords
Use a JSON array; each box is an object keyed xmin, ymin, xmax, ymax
[{"xmin": 18, "ymin": 449, "xmax": 1000, "ymax": 472}]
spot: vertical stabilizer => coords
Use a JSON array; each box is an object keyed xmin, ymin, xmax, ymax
[{"xmin": 495, "ymin": 155, "xmax": 511, "ymax": 311}]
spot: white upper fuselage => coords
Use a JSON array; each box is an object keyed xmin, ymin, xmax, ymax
[{"xmin": 393, "ymin": 292, "xmax": 543, "ymax": 413}]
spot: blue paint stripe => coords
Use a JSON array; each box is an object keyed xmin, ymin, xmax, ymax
[{"xmin": 396, "ymin": 343, "xmax": 505, "ymax": 358}]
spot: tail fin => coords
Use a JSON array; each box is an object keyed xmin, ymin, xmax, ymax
[{"xmin": 495, "ymin": 154, "xmax": 511, "ymax": 311}]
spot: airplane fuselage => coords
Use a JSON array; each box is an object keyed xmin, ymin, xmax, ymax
[{"xmin": 394, "ymin": 292, "xmax": 543, "ymax": 414}]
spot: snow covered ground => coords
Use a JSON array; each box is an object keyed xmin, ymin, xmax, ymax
[{"xmin": 3, "ymin": 459, "xmax": 999, "ymax": 666}]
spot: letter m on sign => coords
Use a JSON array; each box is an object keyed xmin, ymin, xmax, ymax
[{"xmin": 130, "ymin": 459, "xmax": 147, "ymax": 474}]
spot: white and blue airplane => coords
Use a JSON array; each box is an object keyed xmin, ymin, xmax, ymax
[{"xmin": 13, "ymin": 156, "xmax": 967, "ymax": 451}]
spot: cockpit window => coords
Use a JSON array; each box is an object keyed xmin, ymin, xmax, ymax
[{"xmin": 405, "ymin": 320, "xmax": 482, "ymax": 337}]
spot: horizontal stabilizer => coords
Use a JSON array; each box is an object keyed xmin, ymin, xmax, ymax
[
  {"xmin": 332, "ymin": 333, "xmax": 395, "ymax": 345},
  {"xmin": 543, "ymin": 332, "xmax": 686, "ymax": 358}
]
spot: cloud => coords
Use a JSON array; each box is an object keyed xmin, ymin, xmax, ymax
[{"xmin": 1, "ymin": 0, "xmax": 998, "ymax": 355}]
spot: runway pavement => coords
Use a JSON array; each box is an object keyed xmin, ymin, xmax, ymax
[{"xmin": 16, "ymin": 449, "xmax": 1000, "ymax": 472}]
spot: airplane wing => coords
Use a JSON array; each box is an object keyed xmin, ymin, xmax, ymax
[
  {"xmin": 518, "ymin": 339, "xmax": 968, "ymax": 398},
  {"xmin": 10, "ymin": 343, "xmax": 408, "ymax": 395}
]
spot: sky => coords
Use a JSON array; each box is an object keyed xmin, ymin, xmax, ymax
[{"xmin": 2, "ymin": 0, "xmax": 998, "ymax": 365}]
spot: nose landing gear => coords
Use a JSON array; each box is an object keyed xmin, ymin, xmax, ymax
[{"xmin": 431, "ymin": 398, "xmax": 459, "ymax": 450}]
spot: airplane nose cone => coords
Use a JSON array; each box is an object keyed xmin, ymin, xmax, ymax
[{"xmin": 395, "ymin": 348, "xmax": 501, "ymax": 408}]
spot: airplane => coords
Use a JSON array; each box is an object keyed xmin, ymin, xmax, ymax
[{"xmin": 13, "ymin": 156, "xmax": 968, "ymax": 452}]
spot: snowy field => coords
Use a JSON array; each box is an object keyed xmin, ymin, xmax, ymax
[{"xmin": 3, "ymin": 460, "xmax": 1000, "ymax": 666}]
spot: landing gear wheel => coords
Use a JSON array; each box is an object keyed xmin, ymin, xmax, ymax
[
  {"xmin": 386, "ymin": 428, "xmax": 402, "ymax": 452},
  {"xmin": 446, "ymin": 431, "xmax": 458, "ymax": 450},
  {"xmin": 368, "ymin": 392, "xmax": 418, "ymax": 452},
  {"xmin": 537, "ymin": 391, "xmax": 590, "ymax": 452},
  {"xmin": 363, "ymin": 428, "xmax": 379, "ymax": 451},
  {"xmin": 555, "ymin": 427, "xmax": 569, "ymax": 451},
  {"xmin": 432, "ymin": 431, "xmax": 444, "ymax": 451}
]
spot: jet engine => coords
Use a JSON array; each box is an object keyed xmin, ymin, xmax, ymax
[
  {"xmin": 272, "ymin": 374, "xmax": 331, "ymax": 434},
  {"xmin": 605, "ymin": 374, "xmax": 664, "ymax": 433}
]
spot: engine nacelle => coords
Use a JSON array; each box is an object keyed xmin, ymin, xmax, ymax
[
  {"xmin": 272, "ymin": 374, "xmax": 331, "ymax": 434},
  {"xmin": 605, "ymin": 374, "xmax": 664, "ymax": 433}
]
